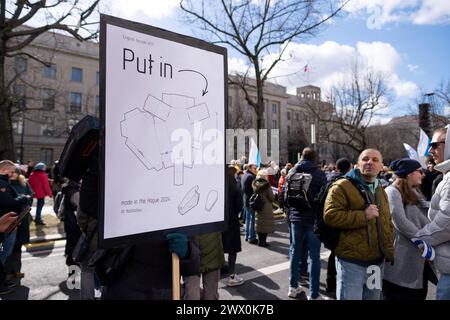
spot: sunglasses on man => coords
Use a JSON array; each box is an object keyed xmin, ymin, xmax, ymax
[{"xmin": 429, "ymin": 141, "xmax": 445, "ymax": 149}]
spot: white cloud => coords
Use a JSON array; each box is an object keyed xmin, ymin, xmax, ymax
[
  {"xmin": 228, "ymin": 57, "xmax": 252, "ymax": 75},
  {"xmin": 412, "ymin": 0, "xmax": 450, "ymax": 24},
  {"xmin": 389, "ymin": 75, "xmax": 419, "ymax": 99},
  {"xmin": 356, "ymin": 41, "xmax": 401, "ymax": 73},
  {"xmin": 344, "ymin": 0, "xmax": 450, "ymax": 26},
  {"xmin": 408, "ymin": 64, "xmax": 419, "ymax": 72},
  {"xmin": 262, "ymin": 40, "xmax": 419, "ymax": 101},
  {"xmin": 108, "ymin": 0, "xmax": 179, "ymax": 19}
]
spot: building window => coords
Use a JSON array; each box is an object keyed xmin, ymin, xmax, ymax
[
  {"xmin": 41, "ymin": 88, "xmax": 55, "ymax": 110},
  {"xmin": 40, "ymin": 148, "xmax": 53, "ymax": 165},
  {"xmin": 287, "ymin": 126, "xmax": 290, "ymax": 135},
  {"xmin": 95, "ymin": 95, "xmax": 100, "ymax": 114},
  {"xmin": 71, "ymin": 67, "xmax": 83, "ymax": 82},
  {"xmin": 296, "ymin": 113, "xmax": 299, "ymax": 121},
  {"xmin": 12, "ymin": 121, "xmax": 23, "ymax": 134},
  {"xmin": 40, "ymin": 123, "xmax": 55, "ymax": 137},
  {"xmin": 70, "ymin": 92, "xmax": 82, "ymax": 112},
  {"xmin": 272, "ymin": 120, "xmax": 278, "ymax": 129},
  {"xmin": 96, "ymin": 71, "xmax": 100, "ymax": 86},
  {"xmin": 287, "ymin": 112, "xmax": 291, "ymax": 120},
  {"xmin": 14, "ymin": 57, "xmax": 27, "ymax": 73},
  {"xmin": 272, "ymin": 103, "xmax": 277, "ymax": 113},
  {"xmin": 13, "ymin": 84, "xmax": 26, "ymax": 109},
  {"xmin": 43, "ymin": 63, "xmax": 56, "ymax": 79}
]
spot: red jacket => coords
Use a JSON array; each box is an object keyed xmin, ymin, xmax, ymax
[
  {"xmin": 278, "ymin": 175, "xmax": 286, "ymax": 194},
  {"xmin": 28, "ymin": 170, "xmax": 52, "ymax": 199}
]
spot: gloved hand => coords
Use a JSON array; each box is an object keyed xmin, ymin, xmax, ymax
[
  {"xmin": 411, "ymin": 238, "xmax": 435, "ymax": 261},
  {"xmin": 166, "ymin": 233, "xmax": 188, "ymax": 259}
]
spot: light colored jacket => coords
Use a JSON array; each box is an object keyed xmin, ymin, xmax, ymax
[
  {"xmin": 416, "ymin": 159, "xmax": 450, "ymax": 275},
  {"xmin": 384, "ymin": 186, "xmax": 433, "ymax": 289}
]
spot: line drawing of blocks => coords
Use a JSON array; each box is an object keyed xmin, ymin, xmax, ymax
[
  {"xmin": 178, "ymin": 185, "xmax": 200, "ymax": 215},
  {"xmin": 205, "ymin": 190, "xmax": 218, "ymax": 212},
  {"xmin": 174, "ymin": 161, "xmax": 184, "ymax": 186},
  {"xmin": 154, "ymin": 117, "xmax": 174, "ymax": 169},
  {"xmin": 120, "ymin": 108, "xmax": 163, "ymax": 170},
  {"xmin": 188, "ymin": 103, "xmax": 210, "ymax": 122},
  {"xmin": 162, "ymin": 93, "xmax": 195, "ymax": 110},
  {"xmin": 144, "ymin": 94, "xmax": 172, "ymax": 121}
]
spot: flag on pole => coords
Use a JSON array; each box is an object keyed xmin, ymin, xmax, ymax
[
  {"xmin": 403, "ymin": 143, "xmax": 420, "ymax": 162},
  {"xmin": 417, "ymin": 128, "xmax": 431, "ymax": 168},
  {"xmin": 445, "ymin": 124, "xmax": 450, "ymax": 161},
  {"xmin": 248, "ymin": 138, "xmax": 261, "ymax": 168}
]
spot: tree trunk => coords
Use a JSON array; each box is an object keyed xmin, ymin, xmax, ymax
[{"xmin": 0, "ymin": 28, "xmax": 16, "ymax": 161}]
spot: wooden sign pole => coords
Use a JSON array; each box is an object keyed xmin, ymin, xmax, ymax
[{"xmin": 172, "ymin": 253, "xmax": 180, "ymax": 300}]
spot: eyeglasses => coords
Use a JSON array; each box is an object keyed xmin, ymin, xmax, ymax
[{"xmin": 429, "ymin": 141, "xmax": 445, "ymax": 149}]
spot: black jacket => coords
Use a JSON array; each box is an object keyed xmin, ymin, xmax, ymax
[
  {"xmin": 286, "ymin": 160, "xmax": 327, "ymax": 225},
  {"xmin": 222, "ymin": 176, "xmax": 243, "ymax": 254},
  {"xmin": 0, "ymin": 174, "xmax": 28, "ymax": 217},
  {"xmin": 241, "ymin": 171, "xmax": 256, "ymax": 208},
  {"xmin": 102, "ymin": 239, "xmax": 200, "ymax": 300}
]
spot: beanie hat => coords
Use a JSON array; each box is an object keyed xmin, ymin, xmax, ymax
[
  {"xmin": 389, "ymin": 158, "xmax": 421, "ymax": 178},
  {"xmin": 34, "ymin": 162, "xmax": 46, "ymax": 171},
  {"xmin": 336, "ymin": 158, "xmax": 351, "ymax": 173}
]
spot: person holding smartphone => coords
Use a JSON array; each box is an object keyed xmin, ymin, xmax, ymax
[
  {"xmin": 4, "ymin": 167, "xmax": 33, "ymax": 281},
  {"xmin": 0, "ymin": 160, "xmax": 29, "ymax": 295}
]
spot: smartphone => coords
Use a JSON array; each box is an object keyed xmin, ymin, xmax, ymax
[{"xmin": 5, "ymin": 205, "xmax": 31, "ymax": 233}]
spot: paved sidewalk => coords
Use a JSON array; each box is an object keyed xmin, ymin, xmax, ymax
[{"xmin": 27, "ymin": 198, "xmax": 65, "ymax": 245}]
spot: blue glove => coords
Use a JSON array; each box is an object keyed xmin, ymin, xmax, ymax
[
  {"xmin": 411, "ymin": 238, "xmax": 435, "ymax": 261},
  {"xmin": 166, "ymin": 233, "xmax": 188, "ymax": 259}
]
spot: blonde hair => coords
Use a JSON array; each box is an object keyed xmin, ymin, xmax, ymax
[
  {"xmin": 18, "ymin": 174, "xmax": 27, "ymax": 187},
  {"xmin": 393, "ymin": 177, "xmax": 422, "ymax": 205}
]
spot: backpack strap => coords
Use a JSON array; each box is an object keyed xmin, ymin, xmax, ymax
[{"xmin": 345, "ymin": 177, "xmax": 374, "ymax": 248}]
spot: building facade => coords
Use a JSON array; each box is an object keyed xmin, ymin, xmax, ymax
[{"xmin": 7, "ymin": 30, "xmax": 336, "ymax": 167}]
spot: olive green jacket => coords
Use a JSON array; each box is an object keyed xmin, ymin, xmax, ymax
[
  {"xmin": 198, "ymin": 232, "xmax": 225, "ymax": 273},
  {"xmin": 252, "ymin": 178, "xmax": 276, "ymax": 234},
  {"xmin": 324, "ymin": 179, "xmax": 394, "ymax": 263}
]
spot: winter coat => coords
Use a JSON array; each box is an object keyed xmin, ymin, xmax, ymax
[
  {"xmin": 416, "ymin": 159, "xmax": 450, "ymax": 275},
  {"xmin": 102, "ymin": 238, "xmax": 201, "ymax": 300},
  {"xmin": 241, "ymin": 171, "xmax": 256, "ymax": 208},
  {"xmin": 252, "ymin": 177, "xmax": 275, "ymax": 234},
  {"xmin": 10, "ymin": 180, "xmax": 33, "ymax": 245},
  {"xmin": 28, "ymin": 170, "xmax": 52, "ymax": 199},
  {"xmin": 198, "ymin": 232, "xmax": 225, "ymax": 273},
  {"xmin": 0, "ymin": 174, "xmax": 29, "ymax": 217},
  {"xmin": 277, "ymin": 175, "xmax": 286, "ymax": 194},
  {"xmin": 384, "ymin": 186, "xmax": 435, "ymax": 289},
  {"xmin": 222, "ymin": 177, "xmax": 243, "ymax": 254},
  {"xmin": 324, "ymin": 169, "xmax": 394, "ymax": 264},
  {"xmin": 286, "ymin": 160, "xmax": 327, "ymax": 225}
]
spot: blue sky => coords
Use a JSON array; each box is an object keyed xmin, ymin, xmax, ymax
[
  {"xmin": 11, "ymin": 0, "xmax": 449, "ymax": 123},
  {"xmin": 101, "ymin": 0, "xmax": 450, "ymax": 123}
]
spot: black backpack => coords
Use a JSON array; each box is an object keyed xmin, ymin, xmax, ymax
[
  {"xmin": 284, "ymin": 171, "xmax": 313, "ymax": 211},
  {"xmin": 249, "ymin": 192, "xmax": 264, "ymax": 211},
  {"xmin": 313, "ymin": 176, "xmax": 370, "ymax": 251}
]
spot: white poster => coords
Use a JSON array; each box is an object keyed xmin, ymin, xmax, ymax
[{"xmin": 102, "ymin": 19, "xmax": 226, "ymax": 240}]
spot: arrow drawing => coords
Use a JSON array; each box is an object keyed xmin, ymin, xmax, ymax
[{"xmin": 178, "ymin": 69, "xmax": 209, "ymax": 96}]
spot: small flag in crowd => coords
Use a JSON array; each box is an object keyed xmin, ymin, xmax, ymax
[
  {"xmin": 403, "ymin": 143, "xmax": 420, "ymax": 163},
  {"xmin": 417, "ymin": 128, "xmax": 431, "ymax": 168},
  {"xmin": 248, "ymin": 137, "xmax": 261, "ymax": 168}
]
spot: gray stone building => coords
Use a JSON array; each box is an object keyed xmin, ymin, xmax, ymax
[
  {"xmin": 7, "ymin": 31, "xmax": 99, "ymax": 166},
  {"xmin": 7, "ymin": 30, "xmax": 335, "ymax": 168}
]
